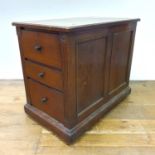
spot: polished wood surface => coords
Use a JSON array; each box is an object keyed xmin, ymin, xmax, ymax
[
  {"xmin": 12, "ymin": 17, "xmax": 140, "ymax": 32},
  {"xmin": 24, "ymin": 60, "xmax": 63, "ymax": 91},
  {"xmin": 21, "ymin": 30, "xmax": 62, "ymax": 68},
  {"xmin": 13, "ymin": 18, "xmax": 139, "ymax": 143},
  {"xmin": 77, "ymin": 35, "xmax": 106, "ymax": 113},
  {"xmin": 109, "ymin": 31, "xmax": 131, "ymax": 93},
  {"xmin": 0, "ymin": 80, "xmax": 155, "ymax": 155},
  {"xmin": 27, "ymin": 79, "xmax": 64, "ymax": 122}
]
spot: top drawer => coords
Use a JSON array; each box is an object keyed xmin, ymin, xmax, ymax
[{"xmin": 20, "ymin": 30, "xmax": 62, "ymax": 69}]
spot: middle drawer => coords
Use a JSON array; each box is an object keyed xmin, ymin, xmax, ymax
[{"xmin": 24, "ymin": 60, "xmax": 63, "ymax": 91}]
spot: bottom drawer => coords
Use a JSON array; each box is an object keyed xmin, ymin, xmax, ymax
[{"xmin": 27, "ymin": 79, "xmax": 64, "ymax": 122}]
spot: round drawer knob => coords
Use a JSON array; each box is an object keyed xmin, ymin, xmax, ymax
[
  {"xmin": 41, "ymin": 97, "xmax": 48, "ymax": 104},
  {"xmin": 34, "ymin": 45, "xmax": 42, "ymax": 52},
  {"xmin": 38, "ymin": 72, "xmax": 45, "ymax": 78}
]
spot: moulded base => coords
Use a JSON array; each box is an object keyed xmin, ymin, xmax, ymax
[{"xmin": 24, "ymin": 86, "xmax": 131, "ymax": 144}]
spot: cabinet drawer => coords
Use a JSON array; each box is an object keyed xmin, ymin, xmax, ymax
[
  {"xmin": 24, "ymin": 60, "xmax": 63, "ymax": 91},
  {"xmin": 21, "ymin": 30, "xmax": 62, "ymax": 69},
  {"xmin": 28, "ymin": 79, "xmax": 64, "ymax": 121}
]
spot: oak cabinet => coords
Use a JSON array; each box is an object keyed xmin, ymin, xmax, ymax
[{"xmin": 13, "ymin": 17, "xmax": 140, "ymax": 144}]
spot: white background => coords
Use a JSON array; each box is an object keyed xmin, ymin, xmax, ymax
[{"xmin": 0, "ymin": 0, "xmax": 154, "ymax": 80}]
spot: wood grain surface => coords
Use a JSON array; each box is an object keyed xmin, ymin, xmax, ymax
[
  {"xmin": 0, "ymin": 80, "xmax": 155, "ymax": 155},
  {"xmin": 14, "ymin": 20, "xmax": 139, "ymax": 142}
]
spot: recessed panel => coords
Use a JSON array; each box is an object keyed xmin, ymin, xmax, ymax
[
  {"xmin": 109, "ymin": 31, "xmax": 132, "ymax": 93},
  {"xmin": 77, "ymin": 37, "xmax": 107, "ymax": 113}
]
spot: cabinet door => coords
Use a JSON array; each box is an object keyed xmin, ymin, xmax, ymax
[{"xmin": 108, "ymin": 31, "xmax": 133, "ymax": 95}]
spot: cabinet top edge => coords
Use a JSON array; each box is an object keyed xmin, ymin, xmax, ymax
[{"xmin": 12, "ymin": 17, "xmax": 140, "ymax": 32}]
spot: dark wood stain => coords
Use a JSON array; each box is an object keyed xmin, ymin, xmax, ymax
[{"xmin": 13, "ymin": 17, "xmax": 140, "ymax": 144}]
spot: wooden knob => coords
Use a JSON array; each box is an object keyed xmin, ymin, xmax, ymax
[
  {"xmin": 41, "ymin": 97, "xmax": 48, "ymax": 104},
  {"xmin": 38, "ymin": 72, "xmax": 45, "ymax": 78},
  {"xmin": 34, "ymin": 45, "xmax": 42, "ymax": 52}
]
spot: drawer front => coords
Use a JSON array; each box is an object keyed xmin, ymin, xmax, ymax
[
  {"xmin": 21, "ymin": 30, "xmax": 62, "ymax": 68},
  {"xmin": 28, "ymin": 79, "xmax": 64, "ymax": 121},
  {"xmin": 24, "ymin": 60, "xmax": 63, "ymax": 91}
]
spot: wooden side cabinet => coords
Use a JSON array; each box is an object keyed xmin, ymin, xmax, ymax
[{"xmin": 12, "ymin": 17, "xmax": 140, "ymax": 144}]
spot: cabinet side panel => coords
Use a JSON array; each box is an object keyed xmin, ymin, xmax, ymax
[
  {"xmin": 16, "ymin": 27, "xmax": 31, "ymax": 104},
  {"xmin": 77, "ymin": 36, "xmax": 107, "ymax": 114},
  {"xmin": 108, "ymin": 31, "xmax": 132, "ymax": 94},
  {"xmin": 60, "ymin": 34, "xmax": 77, "ymax": 128}
]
